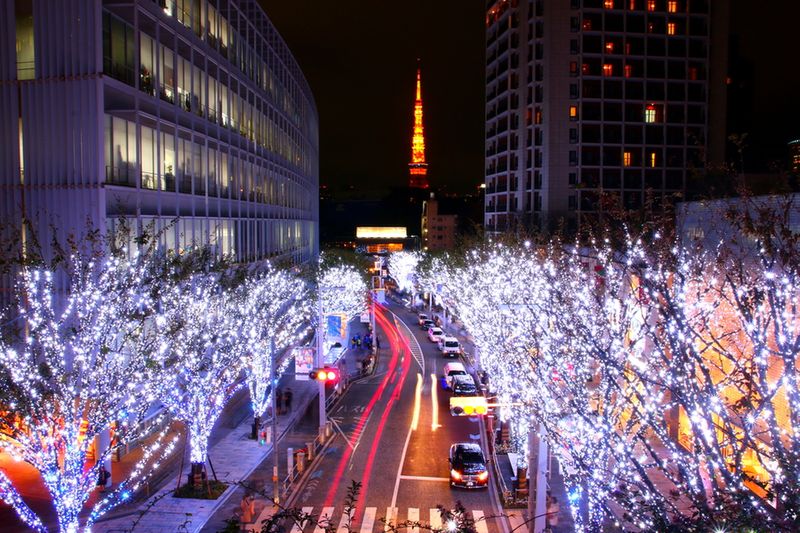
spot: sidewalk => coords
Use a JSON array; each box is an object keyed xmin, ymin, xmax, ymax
[
  {"xmin": 94, "ymin": 372, "xmax": 321, "ymax": 533},
  {"xmin": 94, "ymin": 315, "xmax": 380, "ymax": 533}
]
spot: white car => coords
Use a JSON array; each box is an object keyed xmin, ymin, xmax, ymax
[
  {"xmin": 427, "ymin": 326, "xmax": 444, "ymax": 343},
  {"xmin": 438, "ymin": 336, "xmax": 462, "ymax": 357},
  {"xmin": 417, "ymin": 313, "xmax": 430, "ymax": 326}
]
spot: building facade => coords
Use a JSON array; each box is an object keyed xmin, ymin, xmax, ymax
[
  {"xmin": 421, "ymin": 193, "xmax": 458, "ymax": 251},
  {"xmin": 484, "ymin": 0, "xmax": 728, "ymax": 234},
  {"xmin": 1, "ymin": 0, "xmax": 319, "ymax": 285}
]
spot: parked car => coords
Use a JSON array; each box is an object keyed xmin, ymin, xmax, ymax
[
  {"xmin": 438, "ymin": 336, "xmax": 462, "ymax": 357},
  {"xmin": 443, "ymin": 361, "xmax": 468, "ymax": 390},
  {"xmin": 427, "ymin": 327, "xmax": 444, "ymax": 343},
  {"xmin": 417, "ymin": 313, "xmax": 430, "ymax": 326},
  {"xmin": 449, "ymin": 442, "xmax": 489, "ymax": 489},
  {"xmin": 420, "ymin": 319, "xmax": 436, "ymax": 331},
  {"xmin": 451, "ymin": 374, "xmax": 478, "ymax": 396}
]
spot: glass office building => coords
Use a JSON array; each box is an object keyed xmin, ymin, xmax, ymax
[{"xmin": 1, "ymin": 0, "xmax": 319, "ymax": 283}]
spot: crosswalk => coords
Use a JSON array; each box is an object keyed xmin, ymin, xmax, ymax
[{"xmin": 250, "ymin": 505, "xmax": 494, "ymax": 533}]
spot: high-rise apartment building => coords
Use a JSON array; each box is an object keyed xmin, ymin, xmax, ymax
[
  {"xmin": 1, "ymin": 0, "xmax": 319, "ymax": 289},
  {"xmin": 484, "ymin": 0, "xmax": 728, "ymax": 233}
]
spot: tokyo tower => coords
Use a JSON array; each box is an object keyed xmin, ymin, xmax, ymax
[{"xmin": 408, "ymin": 65, "xmax": 429, "ymax": 189}]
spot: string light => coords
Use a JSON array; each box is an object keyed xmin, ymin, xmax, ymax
[{"xmin": 0, "ymin": 256, "xmax": 179, "ymax": 532}]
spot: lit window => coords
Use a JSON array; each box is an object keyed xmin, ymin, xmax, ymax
[
  {"xmin": 649, "ymin": 152, "xmax": 657, "ymax": 167},
  {"xmin": 605, "ymin": 0, "xmax": 614, "ymax": 8},
  {"xmin": 667, "ymin": 22, "xmax": 676, "ymax": 35},
  {"xmin": 582, "ymin": 63, "xmax": 590, "ymax": 75},
  {"xmin": 624, "ymin": 64, "xmax": 633, "ymax": 78},
  {"xmin": 605, "ymin": 42, "xmax": 615, "ymax": 53},
  {"xmin": 623, "ymin": 151, "xmax": 632, "ymax": 166},
  {"xmin": 668, "ymin": 0, "xmax": 677, "ymax": 12},
  {"xmin": 583, "ymin": 19, "xmax": 593, "ymax": 31},
  {"xmin": 629, "ymin": 0, "xmax": 636, "ymax": 9},
  {"xmin": 647, "ymin": 22, "xmax": 655, "ymax": 33},
  {"xmin": 535, "ymin": 108, "xmax": 543, "ymax": 124},
  {"xmin": 645, "ymin": 104, "xmax": 660, "ymax": 123},
  {"xmin": 689, "ymin": 67, "xmax": 698, "ymax": 80},
  {"xmin": 569, "ymin": 105, "xmax": 578, "ymax": 119},
  {"xmin": 647, "ymin": 0, "xmax": 656, "ymax": 10},
  {"xmin": 603, "ymin": 63, "xmax": 613, "ymax": 76},
  {"xmin": 570, "ymin": 61, "xmax": 579, "ymax": 75}
]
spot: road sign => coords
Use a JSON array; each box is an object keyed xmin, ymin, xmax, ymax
[{"xmin": 294, "ymin": 347, "xmax": 314, "ymax": 381}]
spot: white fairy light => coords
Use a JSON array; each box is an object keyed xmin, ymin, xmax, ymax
[{"xmin": 0, "ymin": 256, "xmax": 178, "ymax": 532}]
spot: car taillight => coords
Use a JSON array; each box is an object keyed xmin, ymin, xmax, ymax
[
  {"xmin": 450, "ymin": 469, "xmax": 462, "ymax": 480},
  {"xmin": 477, "ymin": 470, "xmax": 488, "ymax": 481}
]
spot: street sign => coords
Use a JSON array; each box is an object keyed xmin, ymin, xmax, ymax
[
  {"xmin": 294, "ymin": 347, "xmax": 314, "ymax": 381},
  {"xmin": 360, "ymin": 312, "xmax": 370, "ymax": 323}
]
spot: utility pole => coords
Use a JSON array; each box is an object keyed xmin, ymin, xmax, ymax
[
  {"xmin": 316, "ymin": 292, "xmax": 326, "ymax": 436},
  {"xmin": 271, "ymin": 336, "xmax": 280, "ymax": 505}
]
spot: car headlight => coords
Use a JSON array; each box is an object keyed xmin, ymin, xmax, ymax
[
  {"xmin": 477, "ymin": 470, "xmax": 488, "ymax": 481},
  {"xmin": 450, "ymin": 469, "xmax": 462, "ymax": 480}
]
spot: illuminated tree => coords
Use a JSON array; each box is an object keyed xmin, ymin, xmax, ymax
[
  {"xmin": 318, "ymin": 263, "xmax": 366, "ymax": 318},
  {"xmin": 387, "ymin": 251, "xmax": 422, "ymax": 294},
  {"xmin": 158, "ymin": 275, "xmax": 246, "ymax": 488},
  {"xmin": 238, "ymin": 266, "xmax": 311, "ymax": 434},
  {"xmin": 428, "ymin": 225, "xmax": 800, "ymax": 531},
  {"xmin": 0, "ymin": 257, "xmax": 179, "ymax": 533}
]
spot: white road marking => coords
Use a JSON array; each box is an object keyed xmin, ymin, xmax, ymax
[
  {"xmin": 398, "ymin": 475, "xmax": 450, "ymax": 482},
  {"xmin": 429, "ymin": 509, "xmax": 442, "ymax": 531},
  {"xmin": 384, "ymin": 507, "xmax": 398, "ymax": 533},
  {"xmin": 407, "ymin": 507, "xmax": 419, "ymax": 533},
  {"xmin": 473, "ymin": 510, "xmax": 489, "ymax": 533},
  {"xmin": 289, "ymin": 506, "xmax": 314, "ymax": 533},
  {"xmin": 337, "ymin": 510, "xmax": 352, "ymax": 533},
  {"xmin": 329, "ymin": 416, "xmax": 354, "ymax": 450},
  {"xmin": 360, "ymin": 507, "xmax": 377, "ymax": 533},
  {"xmin": 315, "ymin": 507, "xmax": 335, "ymax": 533}
]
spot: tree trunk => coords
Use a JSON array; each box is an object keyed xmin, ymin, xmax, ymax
[
  {"xmin": 189, "ymin": 462, "xmax": 206, "ymax": 489},
  {"xmin": 251, "ymin": 414, "xmax": 261, "ymax": 440}
]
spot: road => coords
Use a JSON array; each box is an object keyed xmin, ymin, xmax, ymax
[{"xmin": 275, "ymin": 302, "xmax": 508, "ymax": 533}]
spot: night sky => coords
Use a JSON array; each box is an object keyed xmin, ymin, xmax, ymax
[{"xmin": 262, "ymin": 1, "xmax": 800, "ymax": 195}]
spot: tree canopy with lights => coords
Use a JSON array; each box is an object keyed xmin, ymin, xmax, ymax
[
  {"xmin": 387, "ymin": 251, "xmax": 422, "ymax": 294},
  {"xmin": 238, "ymin": 266, "xmax": 311, "ymax": 427},
  {"xmin": 157, "ymin": 275, "xmax": 246, "ymax": 487},
  {"xmin": 0, "ymin": 256, "xmax": 179, "ymax": 533}
]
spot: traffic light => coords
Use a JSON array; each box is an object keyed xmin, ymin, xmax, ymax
[
  {"xmin": 310, "ymin": 367, "xmax": 339, "ymax": 384},
  {"xmin": 449, "ymin": 396, "xmax": 489, "ymax": 416}
]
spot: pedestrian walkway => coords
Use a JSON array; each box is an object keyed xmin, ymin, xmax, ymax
[
  {"xmin": 94, "ymin": 374, "xmax": 321, "ymax": 533},
  {"xmin": 241, "ymin": 505, "xmax": 498, "ymax": 533}
]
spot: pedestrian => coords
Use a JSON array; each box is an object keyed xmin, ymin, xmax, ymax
[
  {"xmin": 351, "ymin": 336, "xmax": 357, "ymax": 350},
  {"xmin": 275, "ymin": 388, "xmax": 284, "ymax": 415},
  {"xmin": 283, "ymin": 388, "xmax": 293, "ymax": 412},
  {"xmin": 240, "ymin": 492, "xmax": 255, "ymax": 531},
  {"xmin": 96, "ymin": 465, "xmax": 111, "ymax": 489},
  {"xmin": 375, "ymin": 335, "xmax": 381, "ymax": 349},
  {"xmin": 546, "ymin": 494, "xmax": 560, "ymax": 529}
]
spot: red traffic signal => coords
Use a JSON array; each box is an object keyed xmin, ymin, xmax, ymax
[{"xmin": 310, "ymin": 367, "xmax": 339, "ymax": 383}]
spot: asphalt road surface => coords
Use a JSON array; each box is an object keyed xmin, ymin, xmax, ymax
[{"xmin": 280, "ymin": 303, "xmax": 508, "ymax": 533}]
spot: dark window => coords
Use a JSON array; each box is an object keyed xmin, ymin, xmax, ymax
[
  {"xmin": 583, "ymin": 102, "xmax": 602, "ymax": 120},
  {"xmin": 626, "ymin": 80, "xmax": 644, "ymax": 99},
  {"xmin": 603, "ymin": 147, "xmax": 622, "ymax": 166},
  {"xmin": 582, "ymin": 147, "xmax": 600, "ymax": 165},
  {"xmin": 646, "ymin": 125, "xmax": 664, "ymax": 144},
  {"xmin": 604, "ymin": 102, "xmax": 623, "ymax": 121},
  {"xmin": 624, "ymin": 169, "xmax": 642, "ymax": 188},
  {"xmin": 605, "ymin": 79, "xmax": 623, "ymax": 99},
  {"xmin": 583, "ymin": 79, "xmax": 602, "ymax": 98},
  {"xmin": 604, "ymin": 124, "xmax": 622, "ymax": 143},
  {"xmin": 583, "ymin": 124, "xmax": 601, "ymax": 142},
  {"xmin": 646, "ymin": 81, "xmax": 665, "ymax": 100},
  {"xmin": 647, "ymin": 59, "xmax": 665, "ymax": 78},
  {"xmin": 603, "ymin": 169, "xmax": 622, "ymax": 188}
]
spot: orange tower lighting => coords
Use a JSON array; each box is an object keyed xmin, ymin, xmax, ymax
[{"xmin": 408, "ymin": 65, "xmax": 429, "ymax": 189}]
